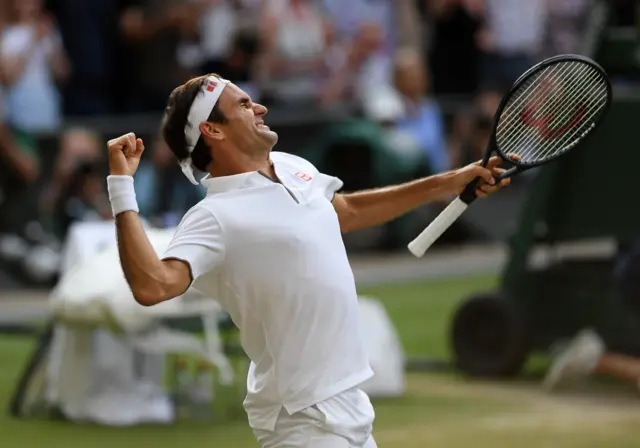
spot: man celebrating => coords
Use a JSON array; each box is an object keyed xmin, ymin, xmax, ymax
[{"xmin": 106, "ymin": 74, "xmax": 509, "ymax": 447}]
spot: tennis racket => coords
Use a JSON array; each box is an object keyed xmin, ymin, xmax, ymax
[{"xmin": 408, "ymin": 54, "xmax": 612, "ymax": 258}]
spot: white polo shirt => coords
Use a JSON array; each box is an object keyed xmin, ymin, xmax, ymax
[{"xmin": 162, "ymin": 152, "xmax": 373, "ymax": 431}]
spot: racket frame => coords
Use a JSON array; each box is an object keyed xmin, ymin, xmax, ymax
[
  {"xmin": 410, "ymin": 54, "xmax": 612, "ymax": 257},
  {"xmin": 460, "ymin": 54, "xmax": 612, "ymax": 203}
]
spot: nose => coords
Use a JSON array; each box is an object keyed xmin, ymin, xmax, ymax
[{"xmin": 253, "ymin": 103, "xmax": 268, "ymax": 117}]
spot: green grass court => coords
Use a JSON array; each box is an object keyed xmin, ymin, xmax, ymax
[{"xmin": 2, "ymin": 275, "xmax": 640, "ymax": 447}]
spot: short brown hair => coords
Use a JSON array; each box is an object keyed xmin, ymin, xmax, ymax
[{"xmin": 161, "ymin": 74, "xmax": 228, "ymax": 172}]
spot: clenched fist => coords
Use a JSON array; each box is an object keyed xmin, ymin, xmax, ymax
[{"xmin": 107, "ymin": 132, "xmax": 145, "ymax": 176}]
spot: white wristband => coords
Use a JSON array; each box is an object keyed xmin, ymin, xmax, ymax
[{"xmin": 107, "ymin": 175, "xmax": 139, "ymax": 217}]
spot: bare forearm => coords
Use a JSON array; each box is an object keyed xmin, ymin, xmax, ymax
[
  {"xmin": 116, "ymin": 211, "xmax": 176, "ymax": 305},
  {"xmin": 336, "ymin": 172, "xmax": 457, "ymax": 232}
]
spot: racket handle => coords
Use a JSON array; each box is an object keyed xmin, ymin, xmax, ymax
[{"xmin": 408, "ymin": 197, "xmax": 469, "ymax": 258}]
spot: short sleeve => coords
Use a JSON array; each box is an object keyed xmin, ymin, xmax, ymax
[
  {"xmin": 315, "ymin": 172, "xmax": 343, "ymax": 201},
  {"xmin": 162, "ymin": 206, "xmax": 225, "ymax": 281},
  {"xmin": 270, "ymin": 151, "xmax": 344, "ymax": 201}
]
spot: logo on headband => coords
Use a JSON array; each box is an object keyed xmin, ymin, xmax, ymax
[{"xmin": 205, "ymin": 80, "xmax": 218, "ymax": 92}]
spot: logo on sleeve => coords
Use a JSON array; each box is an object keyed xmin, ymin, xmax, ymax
[{"xmin": 295, "ymin": 172, "xmax": 313, "ymax": 182}]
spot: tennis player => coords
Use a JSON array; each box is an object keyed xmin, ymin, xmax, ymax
[{"xmin": 106, "ymin": 74, "xmax": 510, "ymax": 447}]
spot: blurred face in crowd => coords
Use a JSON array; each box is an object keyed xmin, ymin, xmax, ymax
[
  {"xmin": 56, "ymin": 128, "xmax": 102, "ymax": 182},
  {"xmin": 201, "ymin": 83, "xmax": 278, "ymax": 160},
  {"xmin": 14, "ymin": 0, "xmax": 43, "ymax": 21},
  {"xmin": 394, "ymin": 50, "xmax": 428, "ymax": 102}
]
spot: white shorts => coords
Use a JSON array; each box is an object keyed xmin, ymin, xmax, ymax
[{"xmin": 253, "ymin": 388, "xmax": 376, "ymax": 448}]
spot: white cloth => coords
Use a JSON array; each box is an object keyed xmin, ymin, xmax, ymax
[
  {"xmin": 358, "ymin": 297, "xmax": 405, "ymax": 398},
  {"xmin": 162, "ymin": 151, "xmax": 374, "ymax": 431},
  {"xmin": 253, "ymin": 387, "xmax": 377, "ymax": 448},
  {"xmin": 47, "ymin": 221, "xmax": 232, "ymax": 426},
  {"xmin": 51, "ymin": 227, "xmax": 223, "ymax": 334}
]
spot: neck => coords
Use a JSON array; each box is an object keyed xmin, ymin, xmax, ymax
[{"xmin": 207, "ymin": 147, "xmax": 272, "ymax": 178}]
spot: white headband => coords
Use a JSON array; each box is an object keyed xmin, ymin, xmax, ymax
[{"xmin": 181, "ymin": 75, "xmax": 230, "ymax": 185}]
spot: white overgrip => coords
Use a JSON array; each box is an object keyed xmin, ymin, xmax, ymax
[{"xmin": 407, "ymin": 197, "xmax": 469, "ymax": 258}]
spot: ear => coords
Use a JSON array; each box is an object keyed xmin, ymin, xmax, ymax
[{"xmin": 200, "ymin": 121, "xmax": 224, "ymax": 141}]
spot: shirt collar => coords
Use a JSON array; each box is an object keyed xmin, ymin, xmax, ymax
[
  {"xmin": 200, "ymin": 171, "xmax": 263, "ymax": 194},
  {"xmin": 200, "ymin": 158, "xmax": 282, "ymax": 194}
]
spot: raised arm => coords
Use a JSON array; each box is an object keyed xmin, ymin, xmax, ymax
[{"xmin": 107, "ymin": 133, "xmax": 191, "ymax": 306}]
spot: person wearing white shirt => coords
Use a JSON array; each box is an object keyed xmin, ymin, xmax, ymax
[
  {"xmin": 0, "ymin": 0, "xmax": 69, "ymax": 133},
  {"xmin": 105, "ymin": 74, "xmax": 510, "ymax": 447}
]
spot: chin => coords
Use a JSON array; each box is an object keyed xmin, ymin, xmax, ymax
[{"xmin": 264, "ymin": 129, "xmax": 278, "ymax": 146}]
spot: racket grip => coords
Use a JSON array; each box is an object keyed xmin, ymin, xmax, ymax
[{"xmin": 407, "ymin": 197, "xmax": 469, "ymax": 258}]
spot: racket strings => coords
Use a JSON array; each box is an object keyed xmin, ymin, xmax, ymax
[
  {"xmin": 498, "ymin": 61, "xmax": 599, "ymax": 157},
  {"xmin": 511, "ymin": 65, "xmax": 605, "ymax": 161},
  {"xmin": 496, "ymin": 60, "xmax": 608, "ymax": 164},
  {"xmin": 499, "ymin": 62, "xmax": 607, "ymax": 162},
  {"xmin": 499, "ymin": 62, "xmax": 604, "ymax": 161},
  {"xmin": 505, "ymin": 66, "xmax": 605, "ymax": 162}
]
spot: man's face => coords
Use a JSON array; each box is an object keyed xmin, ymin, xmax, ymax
[{"xmin": 214, "ymin": 84, "xmax": 278, "ymax": 155}]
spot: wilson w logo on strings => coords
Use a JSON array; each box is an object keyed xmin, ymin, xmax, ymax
[{"xmin": 521, "ymin": 102, "xmax": 588, "ymax": 140}]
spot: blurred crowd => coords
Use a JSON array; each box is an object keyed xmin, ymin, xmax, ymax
[{"xmin": 0, "ymin": 0, "xmax": 634, "ymax": 284}]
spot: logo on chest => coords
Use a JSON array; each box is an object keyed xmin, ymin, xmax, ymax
[{"xmin": 294, "ymin": 172, "xmax": 313, "ymax": 182}]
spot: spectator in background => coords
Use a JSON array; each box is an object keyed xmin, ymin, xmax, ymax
[
  {"xmin": 540, "ymin": 0, "xmax": 591, "ymax": 59},
  {"xmin": 40, "ymin": 127, "xmax": 104, "ymax": 238},
  {"xmin": 47, "ymin": 0, "xmax": 129, "ymax": 115},
  {"xmin": 319, "ymin": 0, "xmax": 423, "ymax": 108},
  {"xmin": 454, "ymin": 113, "xmax": 492, "ymax": 167},
  {"xmin": 0, "ymin": 0, "xmax": 69, "ymax": 136},
  {"xmin": 134, "ymin": 135, "xmax": 205, "ymax": 227},
  {"xmin": 478, "ymin": 0, "xmax": 547, "ymax": 91},
  {"xmin": 180, "ymin": 0, "xmax": 260, "ymax": 72},
  {"xmin": 392, "ymin": 47, "xmax": 448, "ymax": 175},
  {"xmin": 175, "ymin": 0, "xmax": 234, "ymax": 75},
  {"xmin": 53, "ymin": 159, "xmax": 111, "ymax": 239},
  {"xmin": 177, "ymin": 0, "xmax": 261, "ymax": 98},
  {"xmin": 424, "ymin": 0, "xmax": 483, "ymax": 95},
  {"xmin": 223, "ymin": 27, "xmax": 260, "ymax": 97},
  {"xmin": 119, "ymin": 0, "xmax": 208, "ymax": 112},
  {"xmin": 0, "ymin": 90, "xmax": 40, "ymax": 239},
  {"xmin": 449, "ymin": 91, "xmax": 499, "ymax": 167},
  {"xmin": 320, "ymin": 22, "xmax": 384, "ymax": 107},
  {"xmin": 256, "ymin": 0, "xmax": 333, "ymax": 105}
]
